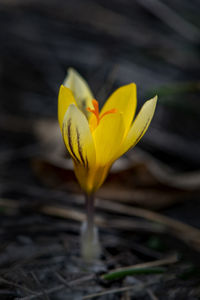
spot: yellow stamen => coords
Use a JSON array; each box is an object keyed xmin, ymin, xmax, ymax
[{"xmin": 87, "ymin": 99, "xmax": 117, "ymax": 125}]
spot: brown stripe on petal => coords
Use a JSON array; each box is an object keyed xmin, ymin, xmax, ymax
[
  {"xmin": 64, "ymin": 119, "xmax": 81, "ymax": 164},
  {"xmin": 85, "ymin": 156, "xmax": 89, "ymax": 170},
  {"xmin": 76, "ymin": 127, "xmax": 86, "ymax": 167}
]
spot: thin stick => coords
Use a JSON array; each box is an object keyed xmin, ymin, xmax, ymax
[
  {"xmin": 15, "ymin": 284, "xmax": 64, "ymax": 300},
  {"xmin": 82, "ymin": 280, "xmax": 158, "ymax": 300},
  {"xmin": 16, "ymin": 274, "xmax": 95, "ymax": 300},
  {"xmin": 1, "ymin": 197, "xmax": 200, "ymax": 251},
  {"xmin": 147, "ymin": 289, "xmax": 159, "ymax": 300},
  {"xmin": 97, "ymin": 199, "xmax": 200, "ymax": 251},
  {"xmin": 83, "ymin": 285, "xmax": 141, "ymax": 299},
  {"xmin": 40, "ymin": 200, "xmax": 200, "ymax": 251}
]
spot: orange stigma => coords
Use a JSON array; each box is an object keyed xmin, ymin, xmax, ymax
[{"xmin": 87, "ymin": 99, "xmax": 117, "ymax": 125}]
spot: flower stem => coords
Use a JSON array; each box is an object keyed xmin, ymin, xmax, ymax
[
  {"xmin": 81, "ymin": 193, "xmax": 101, "ymax": 262},
  {"xmin": 86, "ymin": 193, "xmax": 95, "ymax": 234}
]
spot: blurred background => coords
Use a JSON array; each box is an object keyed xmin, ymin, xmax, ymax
[
  {"xmin": 1, "ymin": 0, "xmax": 200, "ymax": 167},
  {"xmin": 0, "ymin": 0, "xmax": 200, "ymax": 299}
]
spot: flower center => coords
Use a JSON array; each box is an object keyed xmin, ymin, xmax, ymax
[{"xmin": 87, "ymin": 99, "xmax": 117, "ymax": 126}]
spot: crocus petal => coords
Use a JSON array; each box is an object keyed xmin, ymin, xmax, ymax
[
  {"xmin": 58, "ymin": 85, "xmax": 76, "ymax": 132},
  {"xmin": 100, "ymin": 83, "xmax": 137, "ymax": 136},
  {"xmin": 92, "ymin": 112, "xmax": 125, "ymax": 166},
  {"xmin": 90, "ymin": 164, "xmax": 111, "ymax": 192},
  {"xmin": 116, "ymin": 95, "xmax": 157, "ymax": 158},
  {"xmin": 63, "ymin": 68, "xmax": 94, "ymax": 118},
  {"xmin": 62, "ymin": 104, "xmax": 96, "ymax": 169}
]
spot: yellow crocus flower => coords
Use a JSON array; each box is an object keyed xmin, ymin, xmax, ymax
[
  {"xmin": 58, "ymin": 68, "xmax": 157, "ymax": 195},
  {"xmin": 58, "ymin": 68, "xmax": 157, "ymax": 261}
]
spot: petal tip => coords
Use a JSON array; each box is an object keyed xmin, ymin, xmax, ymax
[
  {"xmin": 153, "ymin": 94, "xmax": 158, "ymax": 101},
  {"xmin": 129, "ymin": 82, "xmax": 137, "ymax": 88},
  {"xmin": 67, "ymin": 67, "xmax": 77, "ymax": 76},
  {"xmin": 124, "ymin": 82, "xmax": 137, "ymax": 91},
  {"xmin": 59, "ymin": 84, "xmax": 64, "ymax": 91},
  {"xmin": 146, "ymin": 95, "xmax": 158, "ymax": 107}
]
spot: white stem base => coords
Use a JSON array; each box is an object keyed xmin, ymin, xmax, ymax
[{"xmin": 80, "ymin": 221, "xmax": 101, "ymax": 262}]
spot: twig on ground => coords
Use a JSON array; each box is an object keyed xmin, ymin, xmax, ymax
[
  {"xmin": 30, "ymin": 272, "xmax": 50, "ymax": 300},
  {"xmin": 14, "ymin": 284, "xmax": 65, "ymax": 300},
  {"xmin": 83, "ymin": 278, "xmax": 158, "ymax": 300},
  {"xmin": 147, "ymin": 288, "xmax": 159, "ymax": 300},
  {"xmin": 83, "ymin": 285, "xmax": 142, "ymax": 299},
  {"xmin": 1, "ymin": 196, "xmax": 200, "ymax": 252},
  {"xmin": 97, "ymin": 199, "xmax": 200, "ymax": 252},
  {"xmin": 0, "ymin": 277, "xmax": 36, "ymax": 295},
  {"xmin": 15, "ymin": 273, "xmax": 96, "ymax": 300},
  {"xmin": 40, "ymin": 199, "xmax": 200, "ymax": 252},
  {"xmin": 55, "ymin": 272, "xmax": 95, "ymax": 288}
]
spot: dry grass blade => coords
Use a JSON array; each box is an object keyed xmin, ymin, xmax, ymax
[
  {"xmin": 147, "ymin": 288, "xmax": 159, "ymax": 300},
  {"xmin": 30, "ymin": 272, "xmax": 50, "ymax": 300},
  {"xmin": 41, "ymin": 206, "xmax": 85, "ymax": 222},
  {"xmin": 0, "ymin": 277, "xmax": 36, "ymax": 295},
  {"xmin": 55, "ymin": 272, "xmax": 95, "ymax": 287},
  {"xmin": 15, "ymin": 284, "xmax": 65, "ymax": 300},
  {"xmin": 16, "ymin": 274, "xmax": 96, "ymax": 300},
  {"xmin": 41, "ymin": 199, "xmax": 200, "ymax": 252},
  {"xmin": 0, "ymin": 198, "xmax": 19, "ymax": 208},
  {"xmin": 83, "ymin": 278, "xmax": 159, "ymax": 299},
  {"xmin": 83, "ymin": 285, "xmax": 142, "ymax": 299},
  {"xmin": 1, "ymin": 197, "xmax": 200, "ymax": 252},
  {"xmin": 40, "ymin": 205, "xmax": 164, "ymax": 234},
  {"xmin": 97, "ymin": 199, "xmax": 200, "ymax": 252}
]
